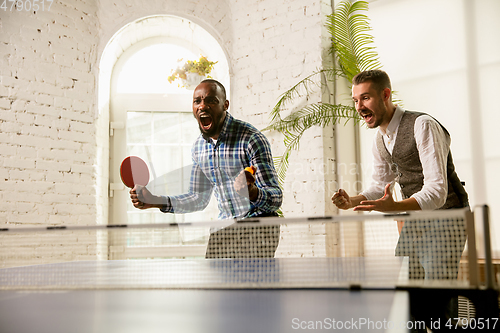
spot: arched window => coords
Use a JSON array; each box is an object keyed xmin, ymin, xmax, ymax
[{"xmin": 98, "ymin": 16, "xmax": 230, "ymax": 258}]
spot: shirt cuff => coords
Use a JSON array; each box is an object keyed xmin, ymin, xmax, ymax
[
  {"xmin": 159, "ymin": 196, "xmax": 173, "ymax": 213},
  {"xmin": 251, "ymin": 187, "xmax": 267, "ymax": 208},
  {"xmin": 359, "ymin": 190, "xmax": 383, "ymax": 201}
]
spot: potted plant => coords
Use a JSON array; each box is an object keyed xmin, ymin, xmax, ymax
[
  {"xmin": 264, "ymin": 0, "xmax": 396, "ymax": 188},
  {"xmin": 168, "ymin": 56, "xmax": 218, "ymax": 89}
]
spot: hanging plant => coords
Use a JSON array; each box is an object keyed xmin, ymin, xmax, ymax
[{"xmin": 168, "ymin": 56, "xmax": 218, "ymax": 88}]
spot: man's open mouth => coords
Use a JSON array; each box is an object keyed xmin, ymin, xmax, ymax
[
  {"xmin": 360, "ymin": 111, "xmax": 373, "ymax": 123},
  {"xmin": 199, "ymin": 114, "xmax": 213, "ymax": 131}
]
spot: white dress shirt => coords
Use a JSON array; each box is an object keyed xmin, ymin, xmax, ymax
[{"xmin": 361, "ymin": 107, "xmax": 451, "ymax": 210}]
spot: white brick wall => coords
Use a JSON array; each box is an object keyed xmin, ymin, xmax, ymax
[
  {"xmin": 0, "ymin": 1, "xmax": 99, "ymax": 231},
  {"xmin": 229, "ymin": 0, "xmax": 333, "ymax": 218},
  {"xmin": 1, "ymin": 0, "xmax": 337, "ymax": 263}
]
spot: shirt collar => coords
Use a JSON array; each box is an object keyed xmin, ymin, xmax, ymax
[
  {"xmin": 215, "ymin": 111, "xmax": 233, "ymax": 142},
  {"xmin": 380, "ymin": 106, "xmax": 404, "ymax": 137}
]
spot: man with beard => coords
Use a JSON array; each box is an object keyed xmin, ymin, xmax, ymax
[
  {"xmin": 331, "ymin": 70, "xmax": 470, "ymax": 272},
  {"xmin": 331, "ymin": 70, "xmax": 469, "ymax": 330},
  {"xmin": 130, "ymin": 79, "xmax": 282, "ymax": 258}
]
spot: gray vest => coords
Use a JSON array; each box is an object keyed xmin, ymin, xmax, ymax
[{"xmin": 375, "ymin": 111, "xmax": 468, "ymax": 210}]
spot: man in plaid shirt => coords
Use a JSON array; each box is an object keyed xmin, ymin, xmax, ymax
[{"xmin": 130, "ymin": 79, "xmax": 282, "ymax": 257}]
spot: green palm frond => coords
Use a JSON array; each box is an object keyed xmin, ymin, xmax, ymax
[
  {"xmin": 326, "ymin": 0, "xmax": 382, "ymax": 81},
  {"xmin": 264, "ymin": 103, "xmax": 359, "ymax": 134},
  {"xmin": 266, "ymin": 0, "xmax": 383, "ymax": 189}
]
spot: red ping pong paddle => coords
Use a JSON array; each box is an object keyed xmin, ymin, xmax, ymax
[{"xmin": 120, "ymin": 156, "xmax": 150, "ymax": 188}]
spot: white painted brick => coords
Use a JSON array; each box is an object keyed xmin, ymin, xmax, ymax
[
  {"xmin": 9, "ymin": 86, "xmax": 35, "ymax": 102},
  {"xmin": 0, "ymin": 75, "xmax": 17, "ymax": 87},
  {"xmin": 79, "ymin": 173, "xmax": 93, "ymax": 184},
  {"xmin": 5, "ymin": 191, "xmax": 43, "ymax": 204},
  {"xmin": 62, "ymin": 172, "xmax": 81, "ymax": 184},
  {"xmin": 11, "ymin": 213, "xmax": 47, "ymax": 224},
  {"xmin": 10, "ymin": 99, "xmax": 27, "ymax": 112},
  {"xmin": 3, "ymin": 157, "xmax": 36, "ymax": 170},
  {"xmin": 26, "ymin": 103, "xmax": 60, "ymax": 117},
  {"xmin": 72, "ymin": 99, "xmax": 89, "ymax": 112},
  {"xmin": 15, "ymin": 202, "xmax": 36, "ymax": 213},
  {"xmin": 69, "ymin": 120, "xmax": 93, "ymax": 132},
  {"xmin": 25, "ymin": 124, "xmax": 58, "ymax": 139},
  {"xmin": 0, "ymin": 85, "xmax": 9, "ymax": 97},
  {"xmin": 13, "ymin": 134, "xmax": 46, "ymax": 148},
  {"xmin": 9, "ymin": 169, "xmax": 31, "ymax": 181},
  {"xmin": 55, "ymin": 203, "xmax": 91, "ymax": 215},
  {"xmin": 48, "ymin": 137, "xmax": 81, "ymax": 150},
  {"xmin": 16, "ymin": 146, "xmax": 37, "ymax": 159},
  {"xmin": 58, "ymin": 129, "xmax": 93, "ymax": 143},
  {"xmin": 34, "ymin": 114, "xmax": 57, "ymax": 127},
  {"xmin": 15, "ymin": 112, "xmax": 35, "ymax": 126},
  {"xmin": 35, "ymin": 94, "xmax": 54, "ymax": 105},
  {"xmin": 0, "ymin": 98, "xmax": 12, "ymax": 110},
  {"xmin": 33, "ymin": 204, "xmax": 56, "ymax": 216},
  {"xmin": 42, "ymin": 194, "xmax": 74, "ymax": 204},
  {"xmin": 0, "ymin": 133, "xmax": 12, "ymax": 145},
  {"xmin": 54, "ymin": 53, "xmax": 75, "ymax": 67},
  {"xmin": 28, "ymin": 81, "xmax": 64, "ymax": 97},
  {"xmin": 0, "ymin": 110, "xmax": 16, "ymax": 121},
  {"xmin": 60, "ymin": 109, "xmax": 93, "ymax": 123},
  {"xmin": 51, "ymin": 118, "xmax": 71, "ymax": 130},
  {"xmin": 77, "ymin": 194, "xmax": 95, "ymax": 205},
  {"xmin": 54, "ymin": 96, "xmax": 73, "ymax": 109},
  {"xmin": 36, "ymin": 160, "xmax": 72, "ymax": 172},
  {"xmin": 0, "ymin": 144, "xmax": 16, "ymax": 157},
  {"xmin": 45, "ymin": 171, "xmax": 64, "ymax": 182}
]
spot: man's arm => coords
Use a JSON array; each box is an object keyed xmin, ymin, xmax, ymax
[
  {"xmin": 130, "ymin": 163, "xmax": 213, "ymax": 213},
  {"xmin": 332, "ymin": 185, "xmax": 421, "ymax": 212},
  {"xmin": 246, "ymin": 132, "xmax": 283, "ymax": 213},
  {"xmin": 163, "ymin": 162, "xmax": 213, "ymax": 213},
  {"xmin": 410, "ymin": 115, "xmax": 450, "ymax": 210},
  {"xmin": 332, "ymin": 189, "xmax": 367, "ymax": 210},
  {"xmin": 354, "ymin": 184, "xmax": 421, "ymax": 212},
  {"xmin": 351, "ymin": 116, "xmax": 450, "ymax": 212}
]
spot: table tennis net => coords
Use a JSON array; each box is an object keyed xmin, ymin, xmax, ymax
[{"xmin": 0, "ymin": 208, "xmax": 481, "ymax": 289}]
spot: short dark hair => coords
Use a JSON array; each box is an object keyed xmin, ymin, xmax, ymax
[
  {"xmin": 352, "ymin": 70, "xmax": 391, "ymax": 94},
  {"xmin": 200, "ymin": 79, "xmax": 227, "ymax": 100}
]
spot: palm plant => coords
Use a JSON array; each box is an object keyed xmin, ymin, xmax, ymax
[{"xmin": 263, "ymin": 0, "xmax": 383, "ymax": 189}]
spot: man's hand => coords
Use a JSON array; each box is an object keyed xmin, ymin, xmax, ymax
[
  {"xmin": 130, "ymin": 185, "xmax": 163, "ymax": 209},
  {"xmin": 353, "ymin": 183, "xmax": 394, "ymax": 212},
  {"xmin": 331, "ymin": 189, "xmax": 353, "ymax": 210},
  {"xmin": 234, "ymin": 166, "xmax": 259, "ymax": 201}
]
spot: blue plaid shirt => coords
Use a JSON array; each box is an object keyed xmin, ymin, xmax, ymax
[{"xmin": 161, "ymin": 113, "xmax": 282, "ymax": 219}]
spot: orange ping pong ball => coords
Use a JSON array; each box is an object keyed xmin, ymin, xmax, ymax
[{"xmin": 245, "ymin": 166, "xmax": 256, "ymax": 175}]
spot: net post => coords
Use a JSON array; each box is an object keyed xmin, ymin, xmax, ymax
[
  {"xmin": 465, "ymin": 209, "xmax": 479, "ymax": 287},
  {"xmin": 480, "ymin": 205, "xmax": 496, "ymax": 289}
]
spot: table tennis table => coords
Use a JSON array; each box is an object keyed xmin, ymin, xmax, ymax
[
  {"xmin": 1, "ymin": 208, "xmax": 498, "ymax": 332},
  {"xmin": 0, "ymin": 257, "xmax": 412, "ymax": 333}
]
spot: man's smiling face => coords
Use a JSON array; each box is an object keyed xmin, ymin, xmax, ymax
[
  {"xmin": 192, "ymin": 81, "xmax": 229, "ymax": 140},
  {"xmin": 352, "ymin": 81, "xmax": 391, "ymax": 130}
]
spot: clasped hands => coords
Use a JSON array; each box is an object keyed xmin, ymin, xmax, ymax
[{"xmin": 331, "ymin": 183, "xmax": 396, "ymax": 212}]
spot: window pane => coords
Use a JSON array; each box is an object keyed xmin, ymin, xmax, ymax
[
  {"xmin": 153, "ymin": 113, "xmax": 180, "ymax": 145},
  {"xmin": 181, "ymin": 113, "xmax": 200, "ymax": 144},
  {"xmin": 117, "ymin": 44, "xmax": 197, "ymax": 94},
  {"xmin": 127, "ymin": 112, "xmax": 152, "ymax": 144}
]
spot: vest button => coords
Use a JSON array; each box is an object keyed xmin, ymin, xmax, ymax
[{"xmin": 400, "ymin": 184, "xmax": 404, "ymax": 188}]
